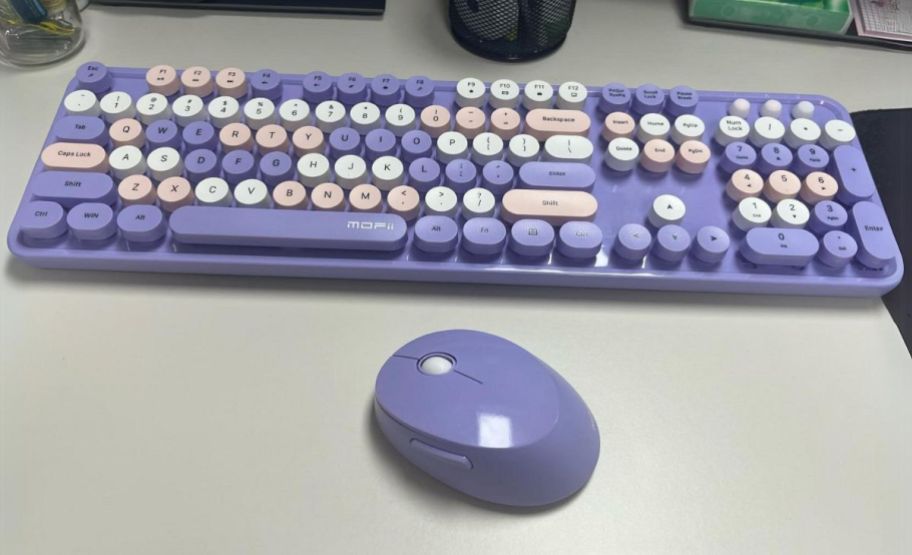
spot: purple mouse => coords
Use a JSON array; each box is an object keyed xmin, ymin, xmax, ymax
[{"xmin": 373, "ymin": 329, "xmax": 600, "ymax": 507}]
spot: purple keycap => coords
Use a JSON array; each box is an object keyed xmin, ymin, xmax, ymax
[
  {"xmin": 793, "ymin": 144, "xmax": 830, "ymax": 177},
  {"xmin": 720, "ymin": 141, "xmax": 757, "ymax": 173},
  {"xmin": 482, "ymin": 161, "xmax": 514, "ymax": 196},
  {"xmin": 462, "ymin": 217, "xmax": 507, "ymax": 256},
  {"xmin": 182, "ymin": 121, "xmax": 218, "ymax": 150},
  {"xmin": 66, "ymin": 202, "xmax": 116, "ymax": 241},
  {"xmin": 444, "ymin": 159, "xmax": 477, "ymax": 193},
  {"xmin": 613, "ymin": 223, "xmax": 652, "ymax": 261},
  {"xmin": 559, "ymin": 221, "xmax": 603, "ymax": 259},
  {"xmin": 509, "ymin": 219, "xmax": 554, "ymax": 257},
  {"xmin": 370, "ymin": 74, "xmax": 401, "ymax": 106},
  {"xmin": 666, "ymin": 86, "xmax": 698, "ymax": 117},
  {"xmin": 632, "ymin": 84, "xmax": 665, "ymax": 114},
  {"xmin": 302, "ymin": 71, "xmax": 335, "ymax": 103},
  {"xmin": 170, "ymin": 206, "xmax": 407, "ymax": 251},
  {"xmin": 185, "ymin": 149, "xmax": 219, "ymax": 181},
  {"xmin": 337, "ymin": 72, "xmax": 369, "ymax": 104},
  {"xmin": 693, "ymin": 225, "xmax": 730, "ymax": 264},
  {"xmin": 832, "ymin": 145, "xmax": 875, "ymax": 204},
  {"xmin": 599, "ymin": 82, "xmax": 631, "ymax": 112},
  {"xmin": 408, "ymin": 157, "xmax": 441, "ymax": 192},
  {"xmin": 146, "ymin": 119, "xmax": 181, "ymax": 149},
  {"xmin": 849, "ymin": 201, "xmax": 897, "ymax": 269},
  {"xmin": 404, "ymin": 75, "xmax": 435, "ymax": 108},
  {"xmin": 53, "ymin": 116, "xmax": 106, "ymax": 145},
  {"xmin": 413, "ymin": 216, "xmax": 459, "ymax": 253},
  {"xmin": 117, "ymin": 204, "xmax": 166, "ymax": 242},
  {"xmin": 259, "ymin": 151, "xmax": 294, "ymax": 186},
  {"xmin": 401, "ymin": 130, "xmax": 433, "ymax": 162},
  {"xmin": 741, "ymin": 228, "xmax": 819, "ymax": 266},
  {"xmin": 809, "ymin": 200, "xmax": 848, "ymax": 235},
  {"xmin": 75, "ymin": 61, "xmax": 112, "ymax": 93},
  {"xmin": 758, "ymin": 143, "xmax": 793, "ymax": 174},
  {"xmin": 250, "ymin": 68, "xmax": 282, "ymax": 100},
  {"xmin": 518, "ymin": 162, "xmax": 595, "ymax": 191},
  {"xmin": 17, "ymin": 200, "xmax": 67, "ymax": 239},
  {"xmin": 653, "ymin": 224, "xmax": 691, "ymax": 263},
  {"xmin": 818, "ymin": 230, "xmax": 858, "ymax": 269},
  {"xmin": 365, "ymin": 128, "xmax": 397, "ymax": 161},
  {"xmin": 31, "ymin": 171, "xmax": 115, "ymax": 208},
  {"xmin": 329, "ymin": 127, "xmax": 362, "ymax": 157},
  {"xmin": 221, "ymin": 150, "xmax": 257, "ymax": 185}
]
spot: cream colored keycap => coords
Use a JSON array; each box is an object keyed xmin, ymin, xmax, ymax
[
  {"xmin": 235, "ymin": 179, "xmax": 270, "ymax": 208},
  {"xmin": 437, "ymin": 131, "xmax": 469, "ymax": 164},
  {"xmin": 195, "ymin": 177, "xmax": 232, "ymax": 206},
  {"xmin": 507, "ymin": 133, "xmax": 540, "ymax": 166},
  {"xmin": 557, "ymin": 81, "xmax": 587, "ymax": 110},
  {"xmin": 279, "ymin": 99, "xmax": 311, "ymax": 131},
  {"xmin": 791, "ymin": 100, "xmax": 815, "ymax": 119},
  {"xmin": 455, "ymin": 77, "xmax": 486, "ymax": 108},
  {"xmin": 99, "ymin": 91, "xmax": 134, "ymax": 123},
  {"xmin": 207, "ymin": 96, "xmax": 241, "ymax": 127},
  {"xmin": 732, "ymin": 197, "xmax": 771, "ymax": 231},
  {"xmin": 714, "ymin": 115, "xmax": 749, "ymax": 146},
  {"xmin": 64, "ymin": 89, "xmax": 99, "ymax": 116},
  {"xmin": 334, "ymin": 155, "xmax": 368, "ymax": 189},
  {"xmin": 147, "ymin": 146, "xmax": 183, "ymax": 181},
  {"xmin": 648, "ymin": 194, "xmax": 686, "ymax": 227},
  {"xmin": 523, "ymin": 80, "xmax": 554, "ymax": 110},
  {"xmin": 351, "ymin": 102, "xmax": 382, "ymax": 134},
  {"xmin": 728, "ymin": 98, "xmax": 751, "ymax": 119},
  {"xmin": 489, "ymin": 79, "xmax": 520, "ymax": 109},
  {"xmin": 771, "ymin": 199, "xmax": 810, "ymax": 229},
  {"xmin": 604, "ymin": 137, "xmax": 640, "ymax": 172},
  {"xmin": 244, "ymin": 98, "xmax": 276, "ymax": 130},
  {"xmin": 544, "ymin": 135, "xmax": 593, "ymax": 162},
  {"xmin": 471, "ymin": 132, "xmax": 504, "ymax": 165},
  {"xmin": 109, "ymin": 145, "xmax": 146, "ymax": 179},
  {"xmin": 296, "ymin": 153, "xmax": 331, "ymax": 187},
  {"xmin": 424, "ymin": 186, "xmax": 458, "ymax": 217},
  {"xmin": 385, "ymin": 103, "xmax": 416, "ymax": 136},
  {"xmin": 172, "ymin": 94, "xmax": 206, "ymax": 126},
  {"xmin": 785, "ymin": 118, "xmax": 821, "ymax": 149},
  {"xmin": 136, "ymin": 92, "xmax": 170, "ymax": 124},
  {"xmin": 637, "ymin": 113, "xmax": 671, "ymax": 143},
  {"xmin": 820, "ymin": 119, "xmax": 856, "ymax": 150},
  {"xmin": 314, "ymin": 100, "xmax": 346, "ymax": 132},
  {"xmin": 671, "ymin": 114, "xmax": 705, "ymax": 145},
  {"xmin": 749, "ymin": 116, "xmax": 785, "ymax": 147},
  {"xmin": 462, "ymin": 188, "xmax": 496, "ymax": 218},
  {"xmin": 371, "ymin": 156, "xmax": 405, "ymax": 190}
]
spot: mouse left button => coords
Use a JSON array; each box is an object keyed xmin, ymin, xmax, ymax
[{"xmin": 409, "ymin": 439, "xmax": 472, "ymax": 470}]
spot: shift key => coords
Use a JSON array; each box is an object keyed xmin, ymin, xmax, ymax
[
  {"xmin": 31, "ymin": 171, "xmax": 115, "ymax": 208},
  {"xmin": 40, "ymin": 142, "xmax": 109, "ymax": 172}
]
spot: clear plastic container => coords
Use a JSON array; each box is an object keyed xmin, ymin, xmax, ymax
[{"xmin": 0, "ymin": 0, "xmax": 84, "ymax": 65}]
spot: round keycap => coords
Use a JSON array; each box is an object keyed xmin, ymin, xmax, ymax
[
  {"xmin": 365, "ymin": 128, "xmax": 397, "ymax": 160},
  {"xmin": 279, "ymin": 99, "xmax": 311, "ymax": 131},
  {"xmin": 424, "ymin": 186, "xmax": 458, "ymax": 217},
  {"xmin": 337, "ymin": 72, "xmax": 369, "ymax": 104},
  {"xmin": 602, "ymin": 112, "xmax": 636, "ymax": 142},
  {"xmin": 385, "ymin": 103, "xmax": 416, "ymax": 136},
  {"xmin": 292, "ymin": 125, "xmax": 325, "ymax": 155},
  {"xmin": 670, "ymin": 114, "xmax": 705, "ymax": 145},
  {"xmin": 471, "ymin": 132, "xmax": 504, "ymax": 165},
  {"xmin": 715, "ymin": 116, "xmax": 749, "ymax": 146},
  {"xmin": 793, "ymin": 144, "xmax": 830, "ymax": 177},
  {"xmin": 185, "ymin": 149, "xmax": 219, "ymax": 182},
  {"xmin": 272, "ymin": 181, "xmax": 308, "ymax": 209},
  {"xmin": 462, "ymin": 217, "xmax": 506, "ymax": 255},
  {"xmin": 692, "ymin": 226, "xmax": 730, "ymax": 264},
  {"xmin": 648, "ymin": 194, "xmax": 686, "ymax": 227},
  {"xmin": 76, "ymin": 61, "xmax": 112, "ymax": 93},
  {"xmin": 636, "ymin": 113, "xmax": 671, "ymax": 143},
  {"xmin": 296, "ymin": 153, "xmax": 331, "ymax": 187},
  {"xmin": 455, "ymin": 107, "xmax": 486, "ymax": 139},
  {"xmin": 558, "ymin": 221, "xmax": 603, "ymax": 259},
  {"xmin": 653, "ymin": 225, "xmax": 691, "ymax": 263},
  {"xmin": 760, "ymin": 99, "xmax": 782, "ymax": 118},
  {"xmin": 147, "ymin": 64, "xmax": 180, "ymax": 96},
  {"xmin": 18, "ymin": 200, "xmax": 67, "ymax": 240},
  {"xmin": 215, "ymin": 67, "xmax": 247, "ymax": 98},
  {"xmin": 181, "ymin": 66, "xmax": 214, "ymax": 97},
  {"xmin": 182, "ymin": 121, "xmax": 217, "ymax": 150},
  {"xmin": 509, "ymin": 219, "xmax": 555, "ymax": 257},
  {"xmin": 461, "ymin": 187, "xmax": 496, "ymax": 218},
  {"xmin": 404, "ymin": 75, "xmax": 435, "ymax": 107},
  {"xmin": 605, "ymin": 137, "xmax": 640, "ymax": 172},
  {"xmin": 490, "ymin": 79, "xmax": 520, "ymax": 109},
  {"xmin": 481, "ymin": 160, "xmax": 514, "ymax": 196},
  {"xmin": 599, "ymin": 83, "xmax": 631, "ymax": 113},
  {"xmin": 118, "ymin": 175, "xmax": 156, "ymax": 206},
  {"xmin": 613, "ymin": 223, "xmax": 652, "ymax": 261},
  {"xmin": 222, "ymin": 150, "xmax": 257, "ymax": 185},
  {"xmin": 801, "ymin": 172, "xmax": 839, "ymax": 204},
  {"xmin": 250, "ymin": 68, "xmax": 281, "ymax": 99},
  {"xmin": 764, "ymin": 170, "xmax": 801, "ymax": 203},
  {"xmin": 386, "ymin": 185, "xmax": 421, "ymax": 221},
  {"xmin": 632, "ymin": 84, "xmax": 665, "ymax": 114},
  {"xmin": 771, "ymin": 198, "xmax": 810, "ymax": 229},
  {"xmin": 419, "ymin": 105, "xmax": 451, "ymax": 137},
  {"xmin": 640, "ymin": 139, "xmax": 675, "ymax": 173},
  {"xmin": 821, "ymin": 119, "xmax": 856, "ymax": 150},
  {"xmin": 234, "ymin": 178, "xmax": 270, "ymax": 208},
  {"xmin": 157, "ymin": 177, "xmax": 195, "ymax": 212},
  {"xmin": 489, "ymin": 108, "xmax": 522, "ymax": 140},
  {"xmin": 349, "ymin": 183, "xmax": 383, "ymax": 212},
  {"xmin": 785, "ymin": 118, "xmax": 821, "ymax": 149},
  {"xmin": 302, "ymin": 71, "xmax": 334, "ymax": 103},
  {"xmin": 557, "ymin": 81, "xmax": 587, "ymax": 110},
  {"xmin": 334, "ymin": 154, "xmax": 368, "ymax": 189},
  {"xmin": 675, "ymin": 140, "xmax": 711, "ymax": 174},
  {"xmin": 195, "ymin": 177, "xmax": 232, "ymax": 206},
  {"xmin": 818, "ymin": 231, "xmax": 858, "ymax": 269},
  {"xmin": 726, "ymin": 169, "xmax": 764, "ymax": 201},
  {"xmin": 728, "ymin": 98, "xmax": 751, "ymax": 118},
  {"xmin": 507, "ymin": 134, "xmax": 540, "ymax": 166},
  {"xmin": 207, "ymin": 96, "xmax": 241, "ymax": 127},
  {"xmin": 329, "ymin": 127, "xmax": 362, "ymax": 158},
  {"xmin": 749, "ymin": 116, "xmax": 785, "ymax": 147},
  {"xmin": 758, "ymin": 143, "xmax": 793, "ymax": 174},
  {"xmin": 401, "ymin": 130, "xmax": 433, "ymax": 163},
  {"xmin": 311, "ymin": 182, "xmax": 345, "ymax": 211},
  {"xmin": 523, "ymin": 80, "xmax": 554, "ymax": 110},
  {"xmin": 436, "ymin": 131, "xmax": 469, "ymax": 164},
  {"xmin": 732, "ymin": 197, "xmax": 772, "ymax": 231},
  {"xmin": 809, "ymin": 200, "xmax": 848, "ymax": 234},
  {"xmin": 667, "ymin": 86, "xmax": 699, "ymax": 116},
  {"xmin": 372, "ymin": 155, "xmax": 405, "ymax": 190},
  {"xmin": 414, "ymin": 215, "xmax": 459, "ymax": 253},
  {"xmin": 456, "ymin": 77, "xmax": 486, "ymax": 108},
  {"xmin": 259, "ymin": 151, "xmax": 295, "ymax": 186},
  {"xmin": 370, "ymin": 74, "xmax": 401, "ymax": 106},
  {"xmin": 407, "ymin": 157, "xmax": 441, "ymax": 192},
  {"xmin": 720, "ymin": 141, "xmax": 757, "ymax": 173},
  {"xmin": 117, "ymin": 204, "xmax": 166, "ymax": 242}
]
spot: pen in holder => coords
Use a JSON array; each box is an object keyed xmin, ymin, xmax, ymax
[{"xmin": 449, "ymin": 0, "xmax": 577, "ymax": 61}]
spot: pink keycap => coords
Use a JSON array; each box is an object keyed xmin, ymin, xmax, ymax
[
  {"xmin": 386, "ymin": 185, "xmax": 420, "ymax": 221},
  {"xmin": 311, "ymin": 182, "xmax": 345, "ymax": 211},
  {"xmin": 41, "ymin": 142, "xmax": 109, "ymax": 172},
  {"xmin": 118, "ymin": 175, "xmax": 155, "ymax": 205},
  {"xmin": 146, "ymin": 64, "xmax": 180, "ymax": 96},
  {"xmin": 601, "ymin": 112, "xmax": 636, "ymax": 141},
  {"xmin": 674, "ymin": 140, "xmax": 710, "ymax": 174},
  {"xmin": 501, "ymin": 189, "xmax": 597, "ymax": 225},
  {"xmin": 181, "ymin": 66, "xmax": 213, "ymax": 97},
  {"xmin": 726, "ymin": 169, "xmax": 764, "ymax": 201},
  {"xmin": 455, "ymin": 107, "xmax": 486, "ymax": 138},
  {"xmin": 420, "ymin": 105, "xmax": 451, "ymax": 138},
  {"xmin": 764, "ymin": 170, "xmax": 801, "ymax": 203},
  {"xmin": 220, "ymin": 122, "xmax": 254, "ymax": 151},
  {"xmin": 640, "ymin": 139, "xmax": 675, "ymax": 173},
  {"xmin": 272, "ymin": 180, "xmax": 308, "ymax": 209},
  {"xmin": 109, "ymin": 118, "xmax": 145, "ymax": 148},
  {"xmin": 157, "ymin": 176, "xmax": 194, "ymax": 212},
  {"xmin": 349, "ymin": 183, "xmax": 383, "ymax": 212},
  {"xmin": 525, "ymin": 109, "xmax": 590, "ymax": 141},
  {"xmin": 490, "ymin": 108, "xmax": 522, "ymax": 139},
  {"xmin": 215, "ymin": 67, "xmax": 247, "ymax": 98},
  {"xmin": 292, "ymin": 126, "xmax": 325, "ymax": 155},
  {"xmin": 801, "ymin": 171, "xmax": 839, "ymax": 205},
  {"xmin": 255, "ymin": 124, "xmax": 289, "ymax": 153}
]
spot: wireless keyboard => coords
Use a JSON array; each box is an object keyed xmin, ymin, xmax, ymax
[{"xmin": 7, "ymin": 62, "xmax": 903, "ymax": 296}]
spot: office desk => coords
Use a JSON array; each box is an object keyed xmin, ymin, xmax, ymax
[{"xmin": 1, "ymin": 1, "xmax": 910, "ymax": 553}]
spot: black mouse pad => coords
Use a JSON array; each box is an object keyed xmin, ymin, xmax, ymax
[{"xmin": 851, "ymin": 108, "xmax": 912, "ymax": 353}]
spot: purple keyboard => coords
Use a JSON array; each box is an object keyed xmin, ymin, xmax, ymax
[{"xmin": 7, "ymin": 62, "xmax": 903, "ymax": 296}]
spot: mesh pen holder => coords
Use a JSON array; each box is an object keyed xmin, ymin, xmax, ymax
[{"xmin": 449, "ymin": 0, "xmax": 577, "ymax": 62}]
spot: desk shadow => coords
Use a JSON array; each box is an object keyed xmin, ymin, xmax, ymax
[{"xmin": 88, "ymin": 4, "xmax": 384, "ymax": 22}]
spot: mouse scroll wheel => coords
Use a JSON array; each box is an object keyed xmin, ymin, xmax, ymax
[{"xmin": 418, "ymin": 354, "xmax": 454, "ymax": 375}]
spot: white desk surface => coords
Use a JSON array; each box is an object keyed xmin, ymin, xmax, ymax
[{"xmin": 2, "ymin": 1, "xmax": 911, "ymax": 553}]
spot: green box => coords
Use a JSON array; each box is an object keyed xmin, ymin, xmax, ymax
[{"xmin": 689, "ymin": 0, "xmax": 853, "ymax": 35}]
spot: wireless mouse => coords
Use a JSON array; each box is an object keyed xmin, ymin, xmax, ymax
[{"xmin": 373, "ymin": 329, "xmax": 600, "ymax": 507}]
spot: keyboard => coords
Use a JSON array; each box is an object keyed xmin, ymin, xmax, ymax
[{"xmin": 7, "ymin": 62, "xmax": 903, "ymax": 296}]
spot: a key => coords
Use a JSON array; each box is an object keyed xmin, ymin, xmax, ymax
[
  {"xmin": 31, "ymin": 171, "xmax": 115, "ymax": 208},
  {"xmin": 372, "ymin": 156, "xmax": 405, "ymax": 190},
  {"xmin": 419, "ymin": 105, "xmax": 451, "ymax": 138},
  {"xmin": 770, "ymin": 199, "xmax": 810, "ymax": 229},
  {"xmin": 455, "ymin": 107, "xmax": 486, "ymax": 139},
  {"xmin": 784, "ymin": 118, "xmax": 821, "ymax": 149},
  {"xmin": 648, "ymin": 194, "xmax": 686, "ymax": 227},
  {"xmin": 764, "ymin": 170, "xmax": 801, "ymax": 203},
  {"xmin": 117, "ymin": 204, "xmax": 167, "ymax": 242},
  {"xmin": 147, "ymin": 147, "xmax": 183, "ymax": 181},
  {"xmin": 215, "ymin": 67, "xmax": 247, "ymax": 98},
  {"xmin": 518, "ymin": 162, "xmax": 595, "ymax": 191},
  {"xmin": 180, "ymin": 65, "xmax": 213, "ymax": 97},
  {"xmin": 255, "ymin": 124, "xmax": 289, "ymax": 154},
  {"xmin": 424, "ymin": 186, "xmax": 458, "ymax": 217},
  {"xmin": 693, "ymin": 226, "xmax": 730, "ymax": 264},
  {"xmin": 350, "ymin": 102, "xmax": 382, "ymax": 134},
  {"xmin": 370, "ymin": 74, "xmax": 401, "ymax": 107},
  {"xmin": 602, "ymin": 112, "xmax": 636, "ymax": 142},
  {"xmin": 99, "ymin": 91, "xmax": 134, "ymax": 123},
  {"xmin": 489, "ymin": 79, "xmax": 520, "ymax": 109},
  {"xmin": 800, "ymin": 172, "xmax": 838, "ymax": 204},
  {"xmin": 414, "ymin": 215, "xmax": 458, "ymax": 253},
  {"xmin": 726, "ymin": 169, "xmax": 763, "ymax": 202},
  {"xmin": 613, "ymin": 223, "xmax": 652, "ymax": 261},
  {"xmin": 559, "ymin": 221, "xmax": 604, "ymax": 259},
  {"xmin": 66, "ymin": 202, "xmax": 116, "ymax": 241},
  {"xmin": 749, "ymin": 116, "xmax": 785, "ymax": 147},
  {"xmin": 760, "ymin": 99, "xmax": 782, "ymax": 118},
  {"xmin": 136, "ymin": 92, "xmax": 171, "ymax": 124},
  {"xmin": 461, "ymin": 188, "xmax": 496, "ymax": 218},
  {"xmin": 462, "ymin": 217, "xmax": 507, "ymax": 255},
  {"xmin": 523, "ymin": 80, "xmax": 554, "ymax": 110},
  {"xmin": 279, "ymin": 99, "xmax": 311, "ymax": 131},
  {"xmin": 75, "ymin": 61, "xmax": 112, "ymax": 93},
  {"xmin": 405, "ymin": 76, "xmax": 434, "ymax": 107},
  {"xmin": 146, "ymin": 64, "xmax": 180, "ymax": 96},
  {"xmin": 53, "ymin": 115, "xmax": 105, "ymax": 145},
  {"xmin": 109, "ymin": 118, "xmax": 145, "ymax": 148},
  {"xmin": 832, "ymin": 146, "xmax": 875, "ymax": 205},
  {"xmin": 471, "ymin": 132, "xmax": 504, "ymax": 165},
  {"xmin": 557, "ymin": 81, "xmax": 587, "ymax": 110},
  {"xmin": 818, "ymin": 230, "xmax": 858, "ymax": 269},
  {"xmin": 543, "ymin": 135, "xmax": 593, "ymax": 163},
  {"xmin": 64, "ymin": 89, "xmax": 99, "ymax": 116},
  {"xmin": 732, "ymin": 197, "xmax": 772, "ymax": 231},
  {"xmin": 297, "ymin": 153, "xmax": 331, "ymax": 187},
  {"xmin": 728, "ymin": 98, "xmax": 751, "ymax": 119},
  {"xmin": 195, "ymin": 177, "xmax": 232, "ymax": 206},
  {"xmin": 436, "ymin": 131, "xmax": 469, "ymax": 164},
  {"xmin": 119, "ymin": 175, "xmax": 157, "ymax": 206},
  {"xmin": 633, "ymin": 84, "xmax": 665, "ymax": 114},
  {"xmin": 604, "ymin": 137, "xmax": 639, "ymax": 172},
  {"xmin": 525, "ymin": 109, "xmax": 591, "ymax": 141},
  {"xmin": 219, "ymin": 122, "xmax": 253, "ymax": 152},
  {"xmin": 509, "ymin": 219, "xmax": 555, "ymax": 257},
  {"xmin": 292, "ymin": 126, "xmax": 325, "ymax": 156},
  {"xmin": 386, "ymin": 185, "xmax": 421, "ymax": 221},
  {"xmin": 157, "ymin": 177, "xmax": 195, "ymax": 212},
  {"xmin": 172, "ymin": 94, "xmax": 206, "ymax": 126},
  {"xmin": 821, "ymin": 119, "xmax": 856, "ymax": 150},
  {"xmin": 207, "ymin": 96, "xmax": 241, "ymax": 127},
  {"xmin": 108, "ymin": 145, "xmax": 146, "ymax": 179},
  {"xmin": 243, "ymin": 98, "xmax": 276, "ymax": 130},
  {"xmin": 272, "ymin": 181, "xmax": 308, "ymax": 209},
  {"xmin": 17, "ymin": 201, "xmax": 67, "ymax": 240},
  {"xmin": 674, "ymin": 140, "xmax": 711, "ymax": 174},
  {"xmin": 714, "ymin": 115, "xmax": 749, "ymax": 146},
  {"xmin": 507, "ymin": 134, "xmax": 540, "ymax": 166},
  {"xmin": 489, "ymin": 108, "xmax": 522, "ymax": 140},
  {"xmin": 670, "ymin": 114, "xmax": 705, "ymax": 145},
  {"xmin": 640, "ymin": 139, "xmax": 676, "ymax": 173},
  {"xmin": 349, "ymin": 183, "xmax": 383, "ymax": 212},
  {"xmin": 849, "ymin": 201, "xmax": 897, "ymax": 269},
  {"xmin": 667, "ymin": 86, "xmax": 699, "ymax": 116},
  {"xmin": 334, "ymin": 155, "xmax": 368, "ymax": 189},
  {"xmin": 311, "ymin": 183, "xmax": 345, "ymax": 211},
  {"xmin": 636, "ymin": 113, "xmax": 671, "ymax": 143},
  {"xmin": 599, "ymin": 83, "xmax": 631, "ymax": 113},
  {"xmin": 234, "ymin": 179, "xmax": 270, "ymax": 208},
  {"xmin": 653, "ymin": 225, "xmax": 692, "ymax": 263},
  {"xmin": 385, "ymin": 103, "xmax": 416, "ymax": 136},
  {"xmin": 314, "ymin": 100, "xmax": 347, "ymax": 132},
  {"xmin": 41, "ymin": 142, "xmax": 108, "ymax": 172},
  {"xmin": 791, "ymin": 100, "xmax": 815, "ymax": 119},
  {"xmin": 455, "ymin": 77, "xmax": 486, "ymax": 108},
  {"xmin": 501, "ymin": 189, "xmax": 597, "ymax": 225},
  {"xmin": 741, "ymin": 228, "xmax": 818, "ymax": 266},
  {"xmin": 444, "ymin": 159, "xmax": 477, "ymax": 193}
]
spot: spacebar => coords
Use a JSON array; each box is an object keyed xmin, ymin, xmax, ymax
[{"xmin": 169, "ymin": 206, "xmax": 408, "ymax": 251}]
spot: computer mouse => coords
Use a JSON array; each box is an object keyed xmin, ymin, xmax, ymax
[{"xmin": 373, "ymin": 329, "xmax": 600, "ymax": 507}]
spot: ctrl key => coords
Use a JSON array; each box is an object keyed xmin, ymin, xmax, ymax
[
  {"xmin": 116, "ymin": 205, "xmax": 167, "ymax": 243},
  {"xmin": 18, "ymin": 201, "xmax": 67, "ymax": 240}
]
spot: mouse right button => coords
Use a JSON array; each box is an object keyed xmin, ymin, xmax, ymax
[{"xmin": 409, "ymin": 439, "xmax": 473, "ymax": 470}]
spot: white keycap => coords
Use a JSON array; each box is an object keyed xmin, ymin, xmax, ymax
[
  {"xmin": 296, "ymin": 153, "xmax": 331, "ymax": 186},
  {"xmin": 371, "ymin": 155, "xmax": 405, "ymax": 190},
  {"xmin": 136, "ymin": 93, "xmax": 170, "ymax": 124},
  {"xmin": 195, "ymin": 177, "xmax": 232, "ymax": 206},
  {"xmin": 462, "ymin": 187, "xmax": 496, "ymax": 218},
  {"xmin": 436, "ymin": 131, "xmax": 469, "ymax": 164},
  {"xmin": 728, "ymin": 98, "xmax": 751, "ymax": 119},
  {"xmin": 648, "ymin": 194, "xmax": 686, "ymax": 227},
  {"xmin": 314, "ymin": 100, "xmax": 347, "ymax": 132},
  {"xmin": 471, "ymin": 132, "xmax": 504, "ymax": 165},
  {"xmin": 455, "ymin": 77, "xmax": 486, "ymax": 108},
  {"xmin": 350, "ymin": 102, "xmax": 382, "ymax": 134},
  {"xmin": 243, "ymin": 98, "xmax": 276, "ymax": 130},
  {"xmin": 172, "ymin": 94, "xmax": 206, "ymax": 126},
  {"xmin": 714, "ymin": 115, "xmax": 750, "ymax": 146},
  {"xmin": 604, "ymin": 137, "xmax": 640, "ymax": 172},
  {"xmin": 334, "ymin": 155, "xmax": 368, "ymax": 189},
  {"xmin": 749, "ymin": 116, "xmax": 786, "ymax": 147},
  {"xmin": 207, "ymin": 96, "xmax": 241, "ymax": 128},
  {"xmin": 771, "ymin": 199, "xmax": 810, "ymax": 229},
  {"xmin": 544, "ymin": 135, "xmax": 593, "ymax": 162},
  {"xmin": 760, "ymin": 99, "xmax": 782, "ymax": 118},
  {"xmin": 147, "ymin": 147, "xmax": 183, "ymax": 181},
  {"xmin": 489, "ymin": 78, "xmax": 520, "ymax": 109},
  {"xmin": 733, "ymin": 197, "xmax": 772, "ymax": 231},
  {"xmin": 507, "ymin": 134, "xmax": 540, "ymax": 166},
  {"xmin": 424, "ymin": 186, "xmax": 458, "ymax": 217},
  {"xmin": 820, "ymin": 119, "xmax": 857, "ymax": 150},
  {"xmin": 384, "ymin": 103, "xmax": 416, "ymax": 136},
  {"xmin": 99, "ymin": 91, "xmax": 134, "ymax": 123},
  {"xmin": 64, "ymin": 89, "xmax": 99, "ymax": 116},
  {"xmin": 671, "ymin": 114, "xmax": 705, "ymax": 145},
  {"xmin": 791, "ymin": 100, "xmax": 815, "ymax": 119},
  {"xmin": 557, "ymin": 81, "xmax": 587, "ymax": 110},
  {"xmin": 637, "ymin": 113, "xmax": 671, "ymax": 143},
  {"xmin": 279, "ymin": 99, "xmax": 311, "ymax": 131},
  {"xmin": 785, "ymin": 118, "xmax": 821, "ymax": 149},
  {"xmin": 108, "ymin": 145, "xmax": 146, "ymax": 180},
  {"xmin": 235, "ymin": 179, "xmax": 270, "ymax": 208},
  {"xmin": 523, "ymin": 80, "xmax": 554, "ymax": 110}
]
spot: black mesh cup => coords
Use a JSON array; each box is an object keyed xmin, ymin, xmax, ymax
[{"xmin": 449, "ymin": 0, "xmax": 577, "ymax": 61}]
